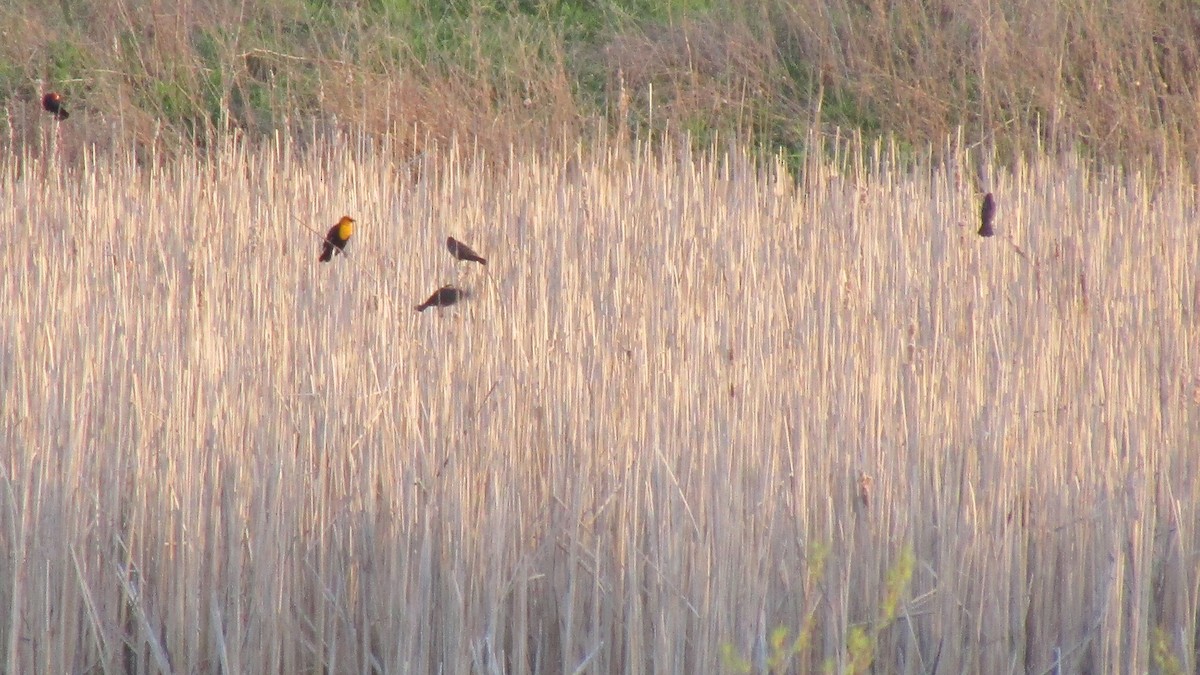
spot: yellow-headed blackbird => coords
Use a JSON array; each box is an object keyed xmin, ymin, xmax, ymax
[
  {"xmin": 415, "ymin": 286, "xmax": 466, "ymax": 312},
  {"xmin": 319, "ymin": 216, "xmax": 355, "ymax": 262},
  {"xmin": 446, "ymin": 236, "xmax": 487, "ymax": 265},
  {"xmin": 42, "ymin": 92, "xmax": 68, "ymax": 121},
  {"xmin": 978, "ymin": 193, "xmax": 996, "ymax": 237}
]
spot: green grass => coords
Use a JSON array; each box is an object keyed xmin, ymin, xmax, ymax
[{"xmin": 6, "ymin": 0, "xmax": 1200, "ymax": 169}]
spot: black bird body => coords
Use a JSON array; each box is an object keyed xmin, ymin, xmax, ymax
[
  {"xmin": 415, "ymin": 286, "xmax": 466, "ymax": 311},
  {"xmin": 42, "ymin": 92, "xmax": 68, "ymax": 121},
  {"xmin": 447, "ymin": 237, "xmax": 487, "ymax": 265},
  {"xmin": 979, "ymin": 193, "xmax": 996, "ymax": 237},
  {"xmin": 319, "ymin": 216, "xmax": 355, "ymax": 262}
]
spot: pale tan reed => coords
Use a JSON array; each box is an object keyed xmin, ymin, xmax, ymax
[{"xmin": 0, "ymin": 133, "xmax": 1197, "ymax": 673}]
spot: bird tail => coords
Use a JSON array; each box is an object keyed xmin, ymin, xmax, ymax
[{"xmin": 319, "ymin": 245, "xmax": 333, "ymax": 262}]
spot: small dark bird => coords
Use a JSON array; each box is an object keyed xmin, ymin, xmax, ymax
[
  {"xmin": 42, "ymin": 92, "xmax": 69, "ymax": 121},
  {"xmin": 447, "ymin": 236, "xmax": 487, "ymax": 265},
  {"xmin": 978, "ymin": 193, "xmax": 996, "ymax": 237},
  {"xmin": 415, "ymin": 286, "xmax": 466, "ymax": 312},
  {"xmin": 319, "ymin": 216, "xmax": 355, "ymax": 262}
]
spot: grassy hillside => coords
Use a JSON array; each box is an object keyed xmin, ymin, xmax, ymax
[
  {"xmin": 1, "ymin": 135, "xmax": 1196, "ymax": 672},
  {"xmin": 4, "ymin": 0, "xmax": 1200, "ymax": 166}
]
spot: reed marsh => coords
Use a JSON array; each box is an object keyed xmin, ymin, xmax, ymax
[{"xmin": 1, "ymin": 134, "xmax": 1197, "ymax": 673}]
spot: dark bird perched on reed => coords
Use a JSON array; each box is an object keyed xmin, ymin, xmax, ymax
[
  {"xmin": 319, "ymin": 216, "xmax": 355, "ymax": 262},
  {"xmin": 42, "ymin": 92, "xmax": 69, "ymax": 121},
  {"xmin": 978, "ymin": 193, "xmax": 996, "ymax": 237},
  {"xmin": 446, "ymin": 236, "xmax": 487, "ymax": 265},
  {"xmin": 415, "ymin": 286, "xmax": 466, "ymax": 311}
]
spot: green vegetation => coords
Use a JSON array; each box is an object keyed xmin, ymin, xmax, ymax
[
  {"xmin": 721, "ymin": 543, "xmax": 829, "ymax": 673},
  {"xmin": 5, "ymin": 0, "xmax": 1200, "ymax": 167},
  {"xmin": 720, "ymin": 544, "xmax": 917, "ymax": 673},
  {"xmin": 1153, "ymin": 627, "xmax": 1186, "ymax": 675}
]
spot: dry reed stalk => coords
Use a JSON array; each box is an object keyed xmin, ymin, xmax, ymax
[{"xmin": 0, "ymin": 133, "xmax": 1195, "ymax": 673}]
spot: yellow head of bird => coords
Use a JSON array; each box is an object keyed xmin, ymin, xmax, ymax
[{"xmin": 337, "ymin": 216, "xmax": 354, "ymax": 240}]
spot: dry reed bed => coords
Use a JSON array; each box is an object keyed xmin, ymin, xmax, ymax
[{"xmin": 0, "ymin": 135, "xmax": 1197, "ymax": 673}]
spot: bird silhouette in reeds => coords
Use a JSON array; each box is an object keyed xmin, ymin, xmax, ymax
[
  {"xmin": 42, "ymin": 92, "xmax": 69, "ymax": 121},
  {"xmin": 415, "ymin": 286, "xmax": 466, "ymax": 312},
  {"xmin": 319, "ymin": 216, "xmax": 355, "ymax": 262},
  {"xmin": 978, "ymin": 193, "xmax": 996, "ymax": 237},
  {"xmin": 446, "ymin": 236, "xmax": 487, "ymax": 265}
]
